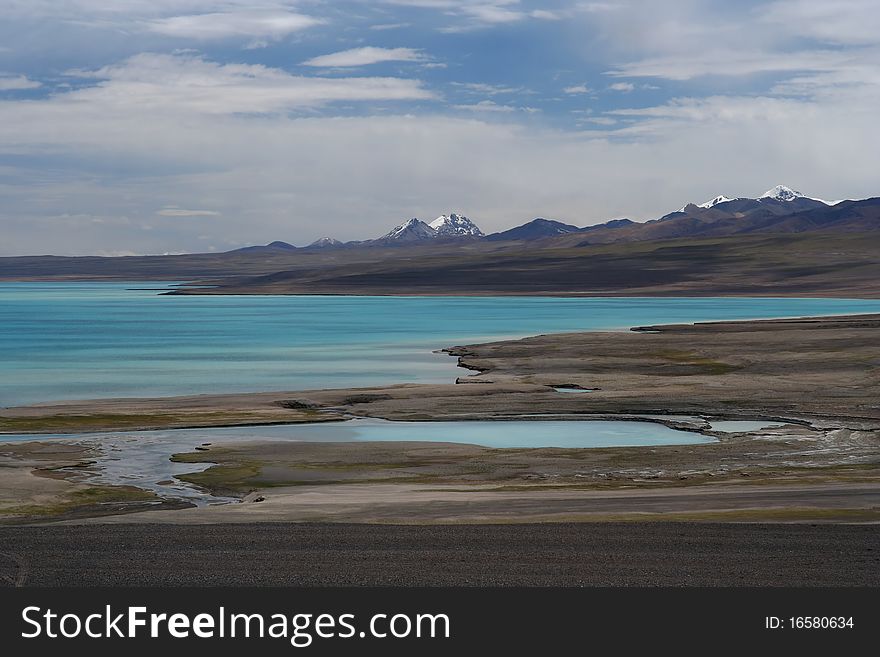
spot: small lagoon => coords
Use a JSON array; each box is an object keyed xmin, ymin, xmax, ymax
[{"xmin": 1, "ymin": 418, "xmax": 714, "ymax": 503}]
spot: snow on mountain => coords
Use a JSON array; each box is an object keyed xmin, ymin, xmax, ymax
[
  {"xmin": 697, "ymin": 195, "xmax": 734, "ymax": 209},
  {"xmin": 759, "ymin": 184, "xmax": 830, "ymax": 204},
  {"xmin": 307, "ymin": 237, "xmax": 343, "ymax": 248},
  {"xmin": 760, "ymin": 185, "xmax": 805, "ymax": 201},
  {"xmin": 381, "ymin": 217, "xmax": 437, "ymax": 242},
  {"xmin": 429, "ymin": 213, "xmax": 484, "ymax": 237},
  {"xmin": 672, "ymin": 186, "xmax": 833, "ymax": 213}
]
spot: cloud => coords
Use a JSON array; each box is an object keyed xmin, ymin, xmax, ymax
[
  {"xmin": 1, "ymin": 92, "xmax": 878, "ymax": 254},
  {"xmin": 760, "ymin": 0, "xmax": 880, "ymax": 46},
  {"xmin": 303, "ymin": 47, "xmax": 429, "ymax": 68},
  {"xmin": 2, "ymin": 0, "xmax": 880, "ymax": 255},
  {"xmin": 62, "ymin": 53, "xmax": 435, "ymax": 115},
  {"xmin": 4, "ymin": 1, "xmax": 314, "ymax": 19},
  {"xmin": 579, "ymin": 116, "xmax": 617, "ymax": 125},
  {"xmin": 607, "ymin": 49, "xmax": 860, "ymax": 81},
  {"xmin": 451, "ymin": 82, "xmax": 524, "ymax": 95},
  {"xmin": 369, "ymin": 22, "xmax": 411, "ymax": 31},
  {"xmin": 157, "ymin": 207, "xmax": 220, "ymax": 217},
  {"xmin": 461, "ymin": 3, "xmax": 524, "ymax": 24},
  {"xmin": 453, "ymin": 99, "xmax": 516, "ymax": 112},
  {"xmin": 147, "ymin": 10, "xmax": 323, "ymax": 41},
  {"xmin": 563, "ymin": 84, "xmax": 590, "ymax": 94},
  {"xmin": 606, "ymin": 94, "xmax": 826, "ymax": 137},
  {"xmin": 530, "ymin": 9, "xmax": 562, "ymax": 20},
  {"xmin": 384, "ymin": 0, "xmax": 537, "ymax": 31},
  {"xmin": 0, "ymin": 75, "xmax": 42, "ymax": 91},
  {"xmin": 590, "ymin": 0, "xmax": 880, "ymax": 92},
  {"xmin": 608, "ymin": 81, "xmax": 634, "ymax": 91}
]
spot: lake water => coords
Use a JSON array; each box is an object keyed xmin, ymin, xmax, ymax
[
  {"xmin": 3, "ymin": 281, "xmax": 880, "ymax": 407},
  {"xmin": 2, "ymin": 419, "xmax": 713, "ymax": 503}
]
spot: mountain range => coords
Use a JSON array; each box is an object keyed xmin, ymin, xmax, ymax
[
  {"xmin": 4, "ymin": 184, "xmax": 879, "ymax": 298},
  {"xmin": 240, "ymin": 186, "xmax": 878, "ymax": 252}
]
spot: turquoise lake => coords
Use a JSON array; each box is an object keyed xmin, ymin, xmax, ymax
[{"xmin": 3, "ymin": 281, "xmax": 880, "ymax": 407}]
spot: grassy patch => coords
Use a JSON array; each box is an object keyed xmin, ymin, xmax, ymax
[
  {"xmin": 649, "ymin": 350, "xmax": 740, "ymax": 375},
  {"xmin": 175, "ymin": 462, "xmax": 262, "ymax": 495},
  {"xmin": 0, "ymin": 413, "xmax": 180, "ymax": 432},
  {"xmin": 0, "ymin": 485, "xmax": 157, "ymax": 519},
  {"xmin": 0, "ymin": 411, "xmax": 332, "ymax": 434}
]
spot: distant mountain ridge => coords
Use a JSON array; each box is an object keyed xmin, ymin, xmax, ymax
[
  {"xmin": 379, "ymin": 217, "xmax": 437, "ymax": 243},
  {"xmin": 229, "ymin": 186, "xmax": 876, "ymax": 252},
  {"xmin": 429, "ymin": 213, "xmax": 483, "ymax": 237},
  {"xmin": 569, "ymin": 185, "xmax": 873, "ymax": 246},
  {"xmin": 371, "ymin": 213, "xmax": 484, "ymax": 245},
  {"xmin": 485, "ymin": 218, "xmax": 582, "ymax": 241}
]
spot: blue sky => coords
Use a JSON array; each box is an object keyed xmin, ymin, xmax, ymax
[{"xmin": 1, "ymin": 0, "xmax": 879, "ymax": 254}]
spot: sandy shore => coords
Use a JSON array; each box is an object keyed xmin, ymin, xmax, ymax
[{"xmin": 1, "ymin": 314, "xmax": 878, "ymax": 525}]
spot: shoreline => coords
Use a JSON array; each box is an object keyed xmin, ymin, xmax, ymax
[
  {"xmin": 1, "ymin": 313, "xmax": 878, "ymax": 525},
  {"xmin": 4, "ymin": 310, "xmax": 880, "ymax": 436},
  {"xmin": 5, "ymin": 230, "xmax": 880, "ymax": 299},
  {"xmin": 4, "ymin": 277, "xmax": 880, "ymax": 299}
]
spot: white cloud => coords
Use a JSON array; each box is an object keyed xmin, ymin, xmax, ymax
[
  {"xmin": 760, "ymin": 0, "xmax": 880, "ymax": 46},
  {"xmin": 157, "ymin": 207, "xmax": 220, "ymax": 217},
  {"xmin": 563, "ymin": 84, "xmax": 590, "ymax": 94},
  {"xmin": 453, "ymin": 99, "xmax": 516, "ymax": 112},
  {"xmin": 461, "ymin": 4, "xmax": 524, "ymax": 24},
  {"xmin": 606, "ymin": 95, "xmax": 826, "ymax": 137},
  {"xmin": 381, "ymin": 0, "xmax": 460, "ymax": 6},
  {"xmin": 588, "ymin": 0, "xmax": 880, "ymax": 99},
  {"xmin": 607, "ymin": 49, "xmax": 859, "ymax": 81},
  {"xmin": 579, "ymin": 116, "xmax": 616, "ymax": 125},
  {"xmin": 303, "ymin": 47, "xmax": 429, "ymax": 68},
  {"xmin": 2, "ymin": 0, "xmax": 880, "ymax": 255},
  {"xmin": 0, "ymin": 75, "xmax": 41, "ymax": 91},
  {"xmin": 385, "ymin": 0, "xmax": 531, "ymax": 31},
  {"xmin": 148, "ymin": 10, "xmax": 322, "ymax": 41},
  {"xmin": 1, "ymin": 2, "xmax": 325, "ymax": 47},
  {"xmin": 451, "ymin": 82, "xmax": 523, "ymax": 95},
  {"xmin": 3, "ymin": 1, "xmax": 311, "ymax": 19},
  {"xmin": 0, "ymin": 90, "xmax": 878, "ymax": 254},
  {"xmin": 369, "ymin": 22, "xmax": 411, "ymax": 31},
  {"xmin": 608, "ymin": 81, "xmax": 634, "ymax": 91},
  {"xmin": 530, "ymin": 9, "xmax": 561, "ymax": 20},
  {"xmin": 62, "ymin": 53, "xmax": 434, "ymax": 115}
]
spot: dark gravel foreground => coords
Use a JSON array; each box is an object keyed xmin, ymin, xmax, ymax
[{"xmin": 1, "ymin": 522, "xmax": 877, "ymax": 587}]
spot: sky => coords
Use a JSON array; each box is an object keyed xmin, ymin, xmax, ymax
[{"xmin": 1, "ymin": 0, "xmax": 879, "ymax": 255}]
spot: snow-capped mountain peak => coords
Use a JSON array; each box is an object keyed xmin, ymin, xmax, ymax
[
  {"xmin": 429, "ymin": 213, "xmax": 484, "ymax": 237},
  {"xmin": 759, "ymin": 184, "xmax": 833, "ymax": 205},
  {"xmin": 308, "ymin": 237, "xmax": 343, "ymax": 248},
  {"xmin": 381, "ymin": 217, "xmax": 437, "ymax": 241},
  {"xmin": 697, "ymin": 195, "xmax": 734, "ymax": 209},
  {"xmin": 760, "ymin": 185, "xmax": 805, "ymax": 202}
]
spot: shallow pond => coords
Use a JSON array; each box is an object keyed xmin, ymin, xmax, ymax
[{"xmin": 2, "ymin": 418, "xmax": 715, "ymax": 504}]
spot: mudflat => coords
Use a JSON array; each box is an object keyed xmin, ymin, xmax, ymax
[{"xmin": 0, "ymin": 314, "xmax": 878, "ymax": 525}]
